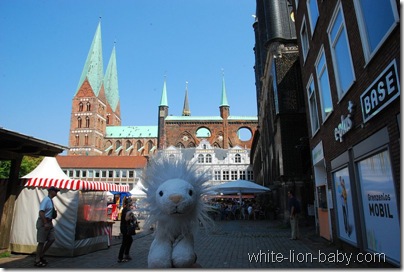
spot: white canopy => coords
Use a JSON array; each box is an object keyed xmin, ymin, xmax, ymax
[
  {"xmin": 22, "ymin": 156, "xmax": 69, "ymax": 179},
  {"xmin": 23, "ymin": 156, "xmax": 129, "ymax": 192},
  {"xmin": 211, "ymin": 179, "xmax": 270, "ymax": 194},
  {"xmin": 129, "ymin": 182, "xmax": 147, "ymax": 198}
]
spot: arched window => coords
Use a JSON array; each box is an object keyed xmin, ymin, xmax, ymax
[
  {"xmin": 177, "ymin": 142, "xmax": 185, "ymax": 148},
  {"xmin": 106, "ymin": 116, "xmax": 110, "ymax": 125},
  {"xmin": 198, "ymin": 154, "xmax": 204, "ymax": 163},
  {"xmin": 126, "ymin": 140, "xmax": 131, "ymax": 149},
  {"xmin": 235, "ymin": 154, "xmax": 241, "ymax": 163},
  {"xmin": 77, "ymin": 117, "xmax": 82, "ymax": 128},
  {"xmin": 116, "ymin": 141, "xmax": 121, "ymax": 149},
  {"xmin": 85, "ymin": 116, "xmax": 90, "ymax": 128},
  {"xmin": 84, "ymin": 134, "xmax": 88, "ymax": 145},
  {"xmin": 147, "ymin": 141, "xmax": 153, "ymax": 153},
  {"xmin": 75, "ymin": 134, "xmax": 79, "ymax": 146},
  {"xmin": 206, "ymin": 154, "xmax": 212, "ymax": 163},
  {"xmin": 86, "ymin": 102, "xmax": 91, "ymax": 111},
  {"xmin": 78, "ymin": 102, "xmax": 83, "ymax": 112}
]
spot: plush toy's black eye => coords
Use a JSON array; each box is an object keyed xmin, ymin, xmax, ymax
[
  {"xmin": 189, "ymin": 190, "xmax": 193, "ymax": 196},
  {"xmin": 159, "ymin": 191, "xmax": 164, "ymax": 197}
]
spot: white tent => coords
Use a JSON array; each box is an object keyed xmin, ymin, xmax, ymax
[
  {"xmin": 10, "ymin": 157, "xmax": 129, "ymax": 256},
  {"xmin": 129, "ymin": 182, "xmax": 147, "ymax": 198}
]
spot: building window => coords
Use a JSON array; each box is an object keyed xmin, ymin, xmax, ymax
[
  {"xmin": 115, "ymin": 170, "xmax": 120, "ymax": 178},
  {"xmin": 247, "ymin": 171, "xmax": 254, "ymax": 181},
  {"xmin": 235, "ymin": 154, "xmax": 241, "ymax": 163},
  {"xmin": 85, "ymin": 116, "xmax": 90, "ymax": 128},
  {"xmin": 307, "ymin": 0, "xmax": 319, "ymax": 34},
  {"xmin": 101, "ymin": 171, "xmax": 107, "ymax": 178},
  {"xmin": 106, "ymin": 115, "xmax": 110, "ymax": 125},
  {"xmin": 122, "ymin": 170, "xmax": 127, "ymax": 178},
  {"xmin": 300, "ymin": 17, "xmax": 309, "ymax": 61},
  {"xmin": 198, "ymin": 154, "xmax": 204, "ymax": 163},
  {"xmin": 78, "ymin": 102, "xmax": 83, "ymax": 112},
  {"xmin": 223, "ymin": 170, "xmax": 229, "ymax": 181},
  {"xmin": 128, "ymin": 171, "xmax": 134, "ymax": 178},
  {"xmin": 75, "ymin": 170, "xmax": 80, "ymax": 178},
  {"xmin": 75, "ymin": 135, "xmax": 79, "ymax": 146},
  {"xmin": 307, "ymin": 76, "xmax": 320, "ymax": 134},
  {"xmin": 82, "ymin": 170, "xmax": 87, "ymax": 178},
  {"xmin": 95, "ymin": 170, "xmax": 100, "ymax": 178},
  {"xmin": 214, "ymin": 170, "xmax": 221, "ymax": 181},
  {"xmin": 68, "ymin": 170, "xmax": 73, "ymax": 177},
  {"xmin": 86, "ymin": 102, "xmax": 91, "ymax": 111},
  {"xmin": 84, "ymin": 134, "xmax": 89, "ymax": 146},
  {"xmin": 353, "ymin": 0, "xmax": 399, "ymax": 63},
  {"xmin": 206, "ymin": 154, "xmax": 212, "ymax": 163},
  {"xmin": 328, "ymin": 4, "xmax": 355, "ymax": 99},
  {"xmin": 116, "ymin": 141, "xmax": 121, "ymax": 149},
  {"xmin": 231, "ymin": 170, "xmax": 238, "ymax": 180},
  {"xmin": 240, "ymin": 170, "xmax": 246, "ymax": 180},
  {"xmin": 316, "ymin": 48, "xmax": 333, "ymax": 121},
  {"xmin": 147, "ymin": 141, "xmax": 153, "ymax": 153},
  {"xmin": 168, "ymin": 154, "xmax": 175, "ymax": 163},
  {"xmin": 108, "ymin": 170, "xmax": 113, "ymax": 178},
  {"xmin": 77, "ymin": 117, "xmax": 82, "ymax": 128}
]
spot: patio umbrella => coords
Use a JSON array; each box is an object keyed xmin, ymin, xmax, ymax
[{"xmin": 210, "ymin": 179, "xmax": 270, "ymax": 205}]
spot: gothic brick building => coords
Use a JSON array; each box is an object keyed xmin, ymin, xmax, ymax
[{"xmin": 67, "ymin": 21, "xmax": 258, "ymax": 158}]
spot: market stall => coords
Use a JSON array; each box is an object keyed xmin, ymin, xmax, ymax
[{"xmin": 9, "ymin": 157, "xmax": 129, "ymax": 257}]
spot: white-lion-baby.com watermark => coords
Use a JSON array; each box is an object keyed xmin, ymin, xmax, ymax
[{"xmin": 247, "ymin": 249, "xmax": 386, "ymax": 265}]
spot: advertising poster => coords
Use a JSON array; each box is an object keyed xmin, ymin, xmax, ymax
[
  {"xmin": 333, "ymin": 167, "xmax": 357, "ymax": 245},
  {"xmin": 357, "ymin": 150, "xmax": 400, "ymax": 264}
]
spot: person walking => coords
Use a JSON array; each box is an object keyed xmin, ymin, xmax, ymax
[
  {"xmin": 117, "ymin": 200, "xmax": 136, "ymax": 263},
  {"xmin": 34, "ymin": 186, "xmax": 60, "ymax": 267},
  {"xmin": 288, "ymin": 190, "xmax": 301, "ymax": 240}
]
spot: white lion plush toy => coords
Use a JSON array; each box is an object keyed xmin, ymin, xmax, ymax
[{"xmin": 141, "ymin": 156, "xmax": 213, "ymax": 268}]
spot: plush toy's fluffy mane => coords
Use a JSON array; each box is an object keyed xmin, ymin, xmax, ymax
[{"xmin": 141, "ymin": 155, "xmax": 213, "ymax": 234}]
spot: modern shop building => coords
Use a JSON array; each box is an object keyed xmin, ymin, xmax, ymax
[{"xmin": 292, "ymin": 0, "xmax": 400, "ymax": 266}]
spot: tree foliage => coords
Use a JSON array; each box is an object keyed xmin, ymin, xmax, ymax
[{"xmin": 0, "ymin": 156, "xmax": 43, "ymax": 179}]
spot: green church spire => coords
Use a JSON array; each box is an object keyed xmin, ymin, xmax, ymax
[
  {"xmin": 104, "ymin": 44, "xmax": 120, "ymax": 112},
  {"xmin": 160, "ymin": 77, "xmax": 168, "ymax": 107},
  {"xmin": 75, "ymin": 20, "xmax": 104, "ymax": 96},
  {"xmin": 220, "ymin": 70, "xmax": 229, "ymax": 107}
]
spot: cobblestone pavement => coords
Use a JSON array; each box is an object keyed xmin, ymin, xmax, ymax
[{"xmin": 0, "ymin": 219, "xmax": 391, "ymax": 269}]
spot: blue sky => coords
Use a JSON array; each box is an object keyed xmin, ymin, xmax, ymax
[{"xmin": 0, "ymin": 0, "xmax": 257, "ymax": 147}]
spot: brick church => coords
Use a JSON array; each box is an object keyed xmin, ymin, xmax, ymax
[{"xmin": 67, "ymin": 21, "xmax": 258, "ymax": 158}]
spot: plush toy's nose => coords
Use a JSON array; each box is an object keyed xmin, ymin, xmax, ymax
[{"xmin": 169, "ymin": 194, "xmax": 183, "ymax": 204}]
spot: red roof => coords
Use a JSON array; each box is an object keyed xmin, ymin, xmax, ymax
[{"xmin": 56, "ymin": 155, "xmax": 147, "ymax": 169}]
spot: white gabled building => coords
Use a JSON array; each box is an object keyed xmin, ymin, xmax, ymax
[{"xmin": 160, "ymin": 139, "xmax": 254, "ymax": 187}]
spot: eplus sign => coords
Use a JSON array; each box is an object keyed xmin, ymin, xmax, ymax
[{"xmin": 360, "ymin": 59, "xmax": 400, "ymax": 123}]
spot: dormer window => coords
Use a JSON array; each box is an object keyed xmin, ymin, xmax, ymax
[
  {"xmin": 235, "ymin": 154, "xmax": 241, "ymax": 163},
  {"xmin": 198, "ymin": 154, "xmax": 204, "ymax": 163}
]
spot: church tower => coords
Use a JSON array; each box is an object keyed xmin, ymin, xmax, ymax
[
  {"xmin": 182, "ymin": 81, "xmax": 191, "ymax": 116},
  {"xmin": 219, "ymin": 72, "xmax": 230, "ymax": 148},
  {"xmin": 157, "ymin": 78, "xmax": 169, "ymax": 149},
  {"xmin": 68, "ymin": 21, "xmax": 121, "ymax": 155}
]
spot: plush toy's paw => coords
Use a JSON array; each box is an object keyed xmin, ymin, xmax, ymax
[
  {"xmin": 172, "ymin": 234, "xmax": 196, "ymax": 268},
  {"xmin": 147, "ymin": 238, "xmax": 173, "ymax": 268},
  {"xmin": 172, "ymin": 253, "xmax": 197, "ymax": 268}
]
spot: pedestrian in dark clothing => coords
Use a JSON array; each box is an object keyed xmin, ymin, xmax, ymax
[
  {"xmin": 118, "ymin": 201, "xmax": 135, "ymax": 262},
  {"xmin": 288, "ymin": 190, "xmax": 301, "ymax": 240}
]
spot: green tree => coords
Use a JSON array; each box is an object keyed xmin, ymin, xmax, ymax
[{"xmin": 0, "ymin": 156, "xmax": 43, "ymax": 178}]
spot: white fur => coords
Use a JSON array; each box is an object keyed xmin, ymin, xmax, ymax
[{"xmin": 141, "ymin": 156, "xmax": 212, "ymax": 268}]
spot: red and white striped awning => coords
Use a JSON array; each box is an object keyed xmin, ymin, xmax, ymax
[{"xmin": 25, "ymin": 178, "xmax": 130, "ymax": 192}]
